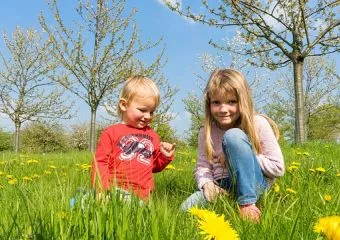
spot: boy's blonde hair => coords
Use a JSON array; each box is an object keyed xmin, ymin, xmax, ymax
[
  {"xmin": 203, "ymin": 69, "xmax": 279, "ymax": 163},
  {"xmin": 117, "ymin": 76, "xmax": 160, "ymax": 118}
]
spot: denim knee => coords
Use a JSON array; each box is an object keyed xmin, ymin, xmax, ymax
[{"xmin": 222, "ymin": 128, "xmax": 248, "ymax": 147}]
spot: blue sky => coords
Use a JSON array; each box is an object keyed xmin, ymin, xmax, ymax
[{"xmin": 0, "ymin": 0, "xmax": 235, "ymax": 136}]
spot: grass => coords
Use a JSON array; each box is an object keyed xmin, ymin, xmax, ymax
[{"xmin": 0, "ymin": 142, "xmax": 339, "ymax": 239}]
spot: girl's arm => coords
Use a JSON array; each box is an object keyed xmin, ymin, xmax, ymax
[
  {"xmin": 195, "ymin": 129, "xmax": 215, "ymax": 189},
  {"xmin": 255, "ymin": 115, "xmax": 285, "ymax": 178}
]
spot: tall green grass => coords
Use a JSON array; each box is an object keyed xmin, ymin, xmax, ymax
[{"xmin": 0, "ymin": 142, "xmax": 339, "ymax": 239}]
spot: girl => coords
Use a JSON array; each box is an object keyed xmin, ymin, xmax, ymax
[{"xmin": 180, "ymin": 69, "xmax": 284, "ymax": 222}]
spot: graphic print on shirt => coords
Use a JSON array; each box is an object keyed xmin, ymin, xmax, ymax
[{"xmin": 118, "ymin": 134, "xmax": 154, "ymax": 165}]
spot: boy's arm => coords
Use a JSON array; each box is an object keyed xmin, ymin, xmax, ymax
[
  {"xmin": 152, "ymin": 142, "xmax": 175, "ymax": 172},
  {"xmin": 91, "ymin": 130, "xmax": 113, "ymax": 190}
]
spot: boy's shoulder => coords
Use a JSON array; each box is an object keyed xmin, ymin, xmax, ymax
[{"xmin": 103, "ymin": 124, "xmax": 158, "ymax": 138}]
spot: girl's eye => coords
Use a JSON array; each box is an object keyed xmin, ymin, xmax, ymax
[
  {"xmin": 228, "ymin": 100, "xmax": 237, "ymax": 104},
  {"xmin": 150, "ymin": 112, "xmax": 154, "ymax": 116},
  {"xmin": 211, "ymin": 100, "xmax": 220, "ymax": 105}
]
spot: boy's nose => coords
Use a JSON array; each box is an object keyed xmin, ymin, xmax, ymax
[{"xmin": 144, "ymin": 112, "xmax": 151, "ymax": 119}]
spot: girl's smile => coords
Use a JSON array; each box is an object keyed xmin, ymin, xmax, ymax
[{"xmin": 210, "ymin": 91, "xmax": 240, "ymax": 130}]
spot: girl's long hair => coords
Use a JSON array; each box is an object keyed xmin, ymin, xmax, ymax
[{"xmin": 203, "ymin": 69, "xmax": 279, "ymax": 163}]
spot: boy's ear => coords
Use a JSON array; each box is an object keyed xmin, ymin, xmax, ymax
[{"xmin": 119, "ymin": 98, "xmax": 128, "ymax": 112}]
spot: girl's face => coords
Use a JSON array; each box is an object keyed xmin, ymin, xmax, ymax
[
  {"xmin": 120, "ymin": 95, "xmax": 157, "ymax": 129},
  {"xmin": 210, "ymin": 91, "xmax": 240, "ymax": 130}
]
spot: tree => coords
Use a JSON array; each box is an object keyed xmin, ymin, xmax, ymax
[
  {"xmin": 0, "ymin": 27, "xmax": 71, "ymax": 153},
  {"xmin": 308, "ymin": 104, "xmax": 339, "ymax": 141},
  {"xmin": 264, "ymin": 56, "xmax": 339, "ymax": 141},
  {"xmin": 167, "ymin": 0, "xmax": 339, "ymax": 143},
  {"xmin": 20, "ymin": 121, "xmax": 69, "ymax": 153},
  {"xmin": 183, "ymin": 51, "xmax": 270, "ymax": 146},
  {"xmin": 40, "ymin": 0, "xmax": 166, "ymax": 152}
]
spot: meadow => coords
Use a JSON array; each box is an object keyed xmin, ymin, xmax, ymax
[{"xmin": 0, "ymin": 142, "xmax": 339, "ymax": 239}]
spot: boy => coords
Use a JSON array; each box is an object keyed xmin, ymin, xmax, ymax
[{"xmin": 91, "ymin": 76, "xmax": 175, "ymax": 200}]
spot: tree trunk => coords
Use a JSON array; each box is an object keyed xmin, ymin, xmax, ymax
[
  {"xmin": 293, "ymin": 60, "xmax": 306, "ymax": 144},
  {"xmin": 89, "ymin": 107, "xmax": 97, "ymax": 153},
  {"xmin": 14, "ymin": 121, "xmax": 21, "ymax": 153}
]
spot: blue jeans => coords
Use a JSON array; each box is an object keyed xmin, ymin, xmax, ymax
[{"xmin": 180, "ymin": 128, "xmax": 267, "ymax": 211}]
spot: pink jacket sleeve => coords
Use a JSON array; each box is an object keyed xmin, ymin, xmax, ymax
[
  {"xmin": 255, "ymin": 115, "xmax": 285, "ymax": 178},
  {"xmin": 195, "ymin": 129, "xmax": 215, "ymax": 189}
]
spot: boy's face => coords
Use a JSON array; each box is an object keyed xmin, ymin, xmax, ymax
[{"xmin": 120, "ymin": 95, "xmax": 157, "ymax": 129}]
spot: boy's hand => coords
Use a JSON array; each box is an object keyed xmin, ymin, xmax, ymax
[{"xmin": 160, "ymin": 142, "xmax": 176, "ymax": 158}]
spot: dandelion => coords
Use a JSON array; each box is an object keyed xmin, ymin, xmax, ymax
[
  {"xmin": 6, "ymin": 174, "xmax": 14, "ymax": 179},
  {"xmin": 314, "ymin": 216, "xmax": 340, "ymax": 240},
  {"xmin": 8, "ymin": 178, "xmax": 17, "ymax": 185},
  {"xmin": 49, "ymin": 165, "xmax": 57, "ymax": 169},
  {"xmin": 80, "ymin": 164, "xmax": 92, "ymax": 170},
  {"xmin": 286, "ymin": 188, "xmax": 297, "ymax": 194},
  {"xmin": 336, "ymin": 173, "xmax": 340, "ymax": 177},
  {"xmin": 273, "ymin": 183, "xmax": 280, "ymax": 192},
  {"xmin": 27, "ymin": 159, "xmax": 39, "ymax": 164},
  {"xmin": 165, "ymin": 164, "xmax": 176, "ymax": 170},
  {"xmin": 316, "ymin": 167, "xmax": 326, "ymax": 173},
  {"xmin": 23, "ymin": 176, "xmax": 33, "ymax": 181},
  {"xmin": 44, "ymin": 170, "xmax": 52, "ymax": 175},
  {"xmin": 0, "ymin": 171, "xmax": 5, "ymax": 176},
  {"xmin": 189, "ymin": 207, "xmax": 239, "ymax": 240},
  {"xmin": 56, "ymin": 211, "xmax": 68, "ymax": 220},
  {"xmin": 291, "ymin": 161, "xmax": 301, "ymax": 166},
  {"xmin": 324, "ymin": 194, "xmax": 332, "ymax": 202},
  {"xmin": 288, "ymin": 165, "xmax": 299, "ymax": 171}
]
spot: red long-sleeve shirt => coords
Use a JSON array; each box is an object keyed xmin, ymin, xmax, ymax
[{"xmin": 91, "ymin": 124, "xmax": 173, "ymax": 200}]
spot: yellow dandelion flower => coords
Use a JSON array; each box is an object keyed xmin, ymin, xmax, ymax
[
  {"xmin": 0, "ymin": 171, "xmax": 5, "ymax": 176},
  {"xmin": 6, "ymin": 174, "xmax": 14, "ymax": 179},
  {"xmin": 80, "ymin": 164, "xmax": 92, "ymax": 170},
  {"xmin": 49, "ymin": 165, "xmax": 57, "ymax": 169},
  {"xmin": 27, "ymin": 159, "xmax": 39, "ymax": 164},
  {"xmin": 336, "ymin": 173, "xmax": 340, "ymax": 177},
  {"xmin": 314, "ymin": 216, "xmax": 340, "ymax": 240},
  {"xmin": 309, "ymin": 168, "xmax": 316, "ymax": 173},
  {"xmin": 316, "ymin": 167, "xmax": 326, "ymax": 173},
  {"xmin": 291, "ymin": 161, "xmax": 301, "ymax": 166},
  {"xmin": 22, "ymin": 176, "xmax": 33, "ymax": 181},
  {"xmin": 165, "ymin": 164, "xmax": 176, "ymax": 170},
  {"xmin": 56, "ymin": 211, "xmax": 68, "ymax": 220},
  {"xmin": 288, "ymin": 165, "xmax": 299, "ymax": 171},
  {"xmin": 286, "ymin": 188, "xmax": 297, "ymax": 194},
  {"xmin": 8, "ymin": 178, "xmax": 17, "ymax": 185},
  {"xmin": 273, "ymin": 183, "xmax": 280, "ymax": 193},
  {"xmin": 324, "ymin": 194, "xmax": 332, "ymax": 202},
  {"xmin": 44, "ymin": 170, "xmax": 52, "ymax": 175},
  {"xmin": 190, "ymin": 207, "xmax": 239, "ymax": 240}
]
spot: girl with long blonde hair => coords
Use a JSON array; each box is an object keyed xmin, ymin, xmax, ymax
[{"xmin": 180, "ymin": 69, "xmax": 284, "ymax": 222}]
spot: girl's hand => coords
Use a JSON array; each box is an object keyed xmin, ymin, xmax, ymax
[
  {"xmin": 160, "ymin": 142, "xmax": 176, "ymax": 158},
  {"xmin": 203, "ymin": 182, "xmax": 227, "ymax": 202}
]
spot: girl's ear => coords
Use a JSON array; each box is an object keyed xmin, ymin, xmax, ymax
[{"xmin": 119, "ymin": 98, "xmax": 128, "ymax": 112}]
